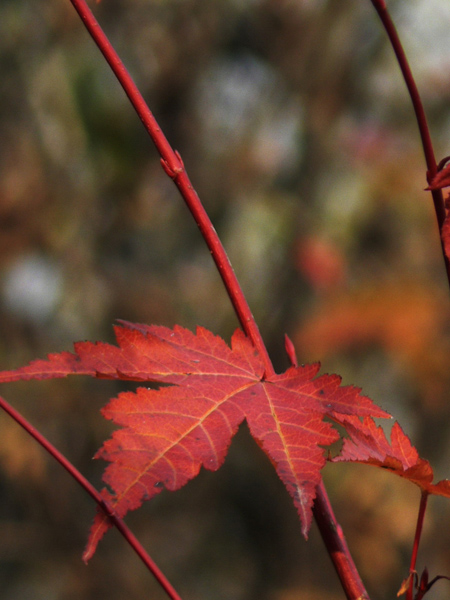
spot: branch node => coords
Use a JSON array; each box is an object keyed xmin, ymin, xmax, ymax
[{"xmin": 160, "ymin": 157, "xmax": 184, "ymax": 180}]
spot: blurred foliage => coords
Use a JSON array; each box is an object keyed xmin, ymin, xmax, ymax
[{"xmin": 0, "ymin": 0, "xmax": 450, "ymax": 599}]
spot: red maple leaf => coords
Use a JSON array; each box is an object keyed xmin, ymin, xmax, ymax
[
  {"xmin": 331, "ymin": 415, "xmax": 450, "ymax": 497},
  {"xmin": 0, "ymin": 321, "xmax": 390, "ymax": 560}
]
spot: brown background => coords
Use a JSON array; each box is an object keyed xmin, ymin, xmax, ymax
[{"xmin": 0, "ymin": 1, "xmax": 450, "ymax": 599}]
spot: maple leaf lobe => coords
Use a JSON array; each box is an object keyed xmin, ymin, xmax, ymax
[{"xmin": 333, "ymin": 417, "xmax": 450, "ymax": 499}]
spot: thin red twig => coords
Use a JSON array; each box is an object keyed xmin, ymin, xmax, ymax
[
  {"xmin": 406, "ymin": 492, "xmax": 429, "ymax": 600},
  {"xmin": 369, "ymin": 0, "xmax": 450, "ymax": 285},
  {"xmin": 0, "ymin": 395, "xmax": 183, "ymax": 600}
]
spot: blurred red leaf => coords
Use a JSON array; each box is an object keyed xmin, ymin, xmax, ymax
[{"xmin": 295, "ymin": 235, "xmax": 346, "ymax": 291}]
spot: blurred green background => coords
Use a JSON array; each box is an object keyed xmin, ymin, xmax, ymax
[{"xmin": 0, "ymin": 0, "xmax": 450, "ymax": 598}]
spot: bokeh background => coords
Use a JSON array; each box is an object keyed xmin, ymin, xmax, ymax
[{"xmin": 0, "ymin": 0, "xmax": 450, "ymax": 598}]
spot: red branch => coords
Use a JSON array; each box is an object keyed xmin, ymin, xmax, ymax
[
  {"xmin": 314, "ymin": 481, "xmax": 370, "ymax": 600},
  {"xmin": 406, "ymin": 492, "xmax": 429, "ymax": 600},
  {"xmin": 369, "ymin": 0, "xmax": 450, "ymax": 285},
  {"xmin": 0, "ymin": 395, "xmax": 183, "ymax": 600},
  {"xmin": 68, "ymin": 0, "xmax": 274, "ymax": 377},
  {"xmin": 63, "ymin": 1, "xmax": 370, "ymax": 598}
]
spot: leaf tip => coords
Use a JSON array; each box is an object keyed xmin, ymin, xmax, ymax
[{"xmin": 82, "ymin": 546, "xmax": 94, "ymax": 564}]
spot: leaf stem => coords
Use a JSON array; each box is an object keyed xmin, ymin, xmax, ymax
[
  {"xmin": 369, "ymin": 0, "xmax": 450, "ymax": 285},
  {"xmin": 67, "ymin": 0, "xmax": 274, "ymax": 377},
  {"xmin": 313, "ymin": 481, "xmax": 370, "ymax": 600},
  {"xmin": 406, "ymin": 491, "xmax": 429, "ymax": 600},
  {"xmin": 0, "ymin": 395, "xmax": 183, "ymax": 600}
]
